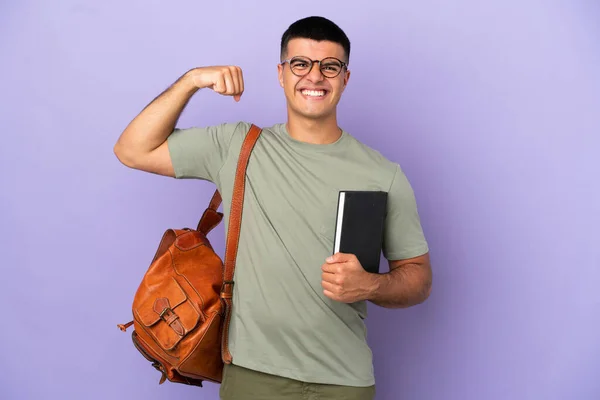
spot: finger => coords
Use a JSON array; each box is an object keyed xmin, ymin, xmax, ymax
[
  {"xmin": 237, "ymin": 67, "xmax": 244, "ymax": 94},
  {"xmin": 233, "ymin": 67, "xmax": 244, "ymax": 102},
  {"xmin": 223, "ymin": 69, "xmax": 234, "ymax": 94},
  {"xmin": 213, "ymin": 74, "xmax": 226, "ymax": 94},
  {"xmin": 326, "ymin": 252, "xmax": 354, "ymax": 264},
  {"xmin": 321, "ymin": 271, "xmax": 337, "ymax": 284},
  {"xmin": 229, "ymin": 66, "xmax": 240, "ymax": 94},
  {"xmin": 321, "ymin": 280, "xmax": 337, "ymax": 293},
  {"xmin": 322, "ymin": 270, "xmax": 344, "ymax": 287},
  {"xmin": 321, "ymin": 262, "xmax": 338, "ymax": 274},
  {"xmin": 322, "ymin": 281, "xmax": 339, "ymax": 300}
]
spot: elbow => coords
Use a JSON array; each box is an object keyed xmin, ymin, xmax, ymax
[
  {"xmin": 403, "ymin": 284, "xmax": 430, "ymax": 309},
  {"xmin": 419, "ymin": 260, "xmax": 433, "ymax": 304},
  {"xmin": 113, "ymin": 142, "xmax": 122, "ymax": 161},
  {"xmin": 113, "ymin": 141, "xmax": 135, "ymax": 168},
  {"xmin": 421, "ymin": 282, "xmax": 432, "ymax": 303},
  {"xmin": 419, "ymin": 276, "xmax": 433, "ymax": 304}
]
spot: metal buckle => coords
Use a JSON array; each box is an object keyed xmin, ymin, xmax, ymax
[
  {"xmin": 220, "ymin": 280, "xmax": 235, "ymax": 298},
  {"xmin": 159, "ymin": 307, "xmax": 173, "ymax": 320}
]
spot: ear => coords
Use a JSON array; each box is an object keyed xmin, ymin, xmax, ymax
[
  {"xmin": 277, "ymin": 63, "xmax": 284, "ymax": 88},
  {"xmin": 342, "ymin": 69, "xmax": 351, "ymax": 90}
]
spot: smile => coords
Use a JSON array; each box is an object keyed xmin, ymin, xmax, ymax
[{"xmin": 300, "ymin": 89, "xmax": 327, "ymax": 98}]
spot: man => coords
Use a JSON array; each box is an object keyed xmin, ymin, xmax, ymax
[{"xmin": 114, "ymin": 15, "xmax": 431, "ymax": 400}]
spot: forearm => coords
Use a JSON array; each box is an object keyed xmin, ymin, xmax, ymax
[
  {"xmin": 367, "ymin": 263, "xmax": 432, "ymax": 308},
  {"xmin": 114, "ymin": 71, "xmax": 199, "ymax": 163}
]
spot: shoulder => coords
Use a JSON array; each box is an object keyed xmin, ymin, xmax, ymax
[
  {"xmin": 228, "ymin": 121, "xmax": 284, "ymax": 145},
  {"xmin": 343, "ymin": 132, "xmax": 401, "ymax": 184},
  {"xmin": 218, "ymin": 121, "xmax": 283, "ymax": 156},
  {"xmin": 210, "ymin": 120, "xmax": 258, "ymax": 146},
  {"xmin": 227, "ymin": 121, "xmax": 281, "ymax": 137}
]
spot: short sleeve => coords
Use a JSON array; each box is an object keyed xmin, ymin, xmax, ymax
[
  {"xmin": 382, "ymin": 164, "xmax": 429, "ymax": 260},
  {"xmin": 167, "ymin": 121, "xmax": 243, "ymax": 182}
]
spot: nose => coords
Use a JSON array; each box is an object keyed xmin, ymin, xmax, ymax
[{"xmin": 305, "ymin": 61, "xmax": 325, "ymax": 82}]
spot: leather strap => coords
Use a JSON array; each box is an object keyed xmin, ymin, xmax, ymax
[
  {"xmin": 219, "ymin": 124, "xmax": 262, "ymax": 363},
  {"xmin": 208, "ymin": 190, "xmax": 222, "ymax": 211},
  {"xmin": 197, "ymin": 190, "xmax": 223, "ymax": 235}
]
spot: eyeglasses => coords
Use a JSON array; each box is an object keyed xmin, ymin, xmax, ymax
[{"xmin": 281, "ymin": 56, "xmax": 348, "ymax": 78}]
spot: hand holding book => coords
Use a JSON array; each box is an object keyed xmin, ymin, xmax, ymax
[
  {"xmin": 321, "ymin": 252, "xmax": 379, "ymax": 303},
  {"xmin": 333, "ymin": 191, "xmax": 388, "ymax": 274}
]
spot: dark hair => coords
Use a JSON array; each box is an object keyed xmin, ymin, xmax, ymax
[{"xmin": 280, "ymin": 16, "xmax": 351, "ymax": 63}]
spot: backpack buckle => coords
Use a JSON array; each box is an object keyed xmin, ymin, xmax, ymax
[{"xmin": 220, "ymin": 280, "xmax": 234, "ymax": 299}]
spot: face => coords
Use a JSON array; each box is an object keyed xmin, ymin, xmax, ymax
[{"xmin": 278, "ymin": 38, "xmax": 351, "ymax": 122}]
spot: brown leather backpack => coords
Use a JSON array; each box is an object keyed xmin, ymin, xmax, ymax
[{"xmin": 117, "ymin": 124, "xmax": 262, "ymax": 387}]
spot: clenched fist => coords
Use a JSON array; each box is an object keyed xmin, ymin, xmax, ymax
[{"xmin": 188, "ymin": 66, "xmax": 245, "ymax": 102}]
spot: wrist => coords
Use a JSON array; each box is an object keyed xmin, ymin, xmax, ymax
[
  {"xmin": 183, "ymin": 68, "xmax": 209, "ymax": 91},
  {"xmin": 363, "ymin": 272, "xmax": 384, "ymax": 301}
]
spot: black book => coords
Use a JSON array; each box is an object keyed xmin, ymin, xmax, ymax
[{"xmin": 332, "ymin": 191, "xmax": 388, "ymax": 274}]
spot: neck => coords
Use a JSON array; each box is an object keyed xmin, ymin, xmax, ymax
[{"xmin": 285, "ymin": 113, "xmax": 342, "ymax": 145}]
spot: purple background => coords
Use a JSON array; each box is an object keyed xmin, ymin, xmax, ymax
[{"xmin": 2, "ymin": 1, "xmax": 599, "ymax": 399}]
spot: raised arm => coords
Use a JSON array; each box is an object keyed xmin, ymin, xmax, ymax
[{"xmin": 113, "ymin": 66, "xmax": 245, "ymax": 176}]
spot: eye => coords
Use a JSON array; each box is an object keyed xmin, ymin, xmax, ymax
[
  {"xmin": 291, "ymin": 61, "xmax": 309, "ymax": 69},
  {"xmin": 322, "ymin": 64, "xmax": 341, "ymax": 72}
]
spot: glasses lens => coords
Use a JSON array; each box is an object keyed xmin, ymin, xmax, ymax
[
  {"xmin": 320, "ymin": 58, "xmax": 343, "ymax": 77},
  {"xmin": 289, "ymin": 57, "xmax": 312, "ymax": 76}
]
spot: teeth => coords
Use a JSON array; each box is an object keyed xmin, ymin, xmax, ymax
[{"xmin": 301, "ymin": 90, "xmax": 325, "ymax": 97}]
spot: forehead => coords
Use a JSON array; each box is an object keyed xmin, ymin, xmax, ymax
[{"xmin": 286, "ymin": 38, "xmax": 345, "ymax": 61}]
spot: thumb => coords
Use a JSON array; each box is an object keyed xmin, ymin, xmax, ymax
[
  {"xmin": 326, "ymin": 252, "xmax": 352, "ymax": 263},
  {"xmin": 233, "ymin": 94, "xmax": 241, "ymax": 102}
]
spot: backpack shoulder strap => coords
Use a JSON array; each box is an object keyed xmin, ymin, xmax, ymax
[{"xmin": 219, "ymin": 123, "xmax": 262, "ymax": 363}]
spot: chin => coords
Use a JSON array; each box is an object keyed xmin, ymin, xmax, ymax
[
  {"xmin": 296, "ymin": 111, "xmax": 331, "ymax": 121},
  {"xmin": 291, "ymin": 105, "xmax": 334, "ymax": 120}
]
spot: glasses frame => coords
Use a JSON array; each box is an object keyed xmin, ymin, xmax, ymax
[{"xmin": 281, "ymin": 56, "xmax": 348, "ymax": 78}]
